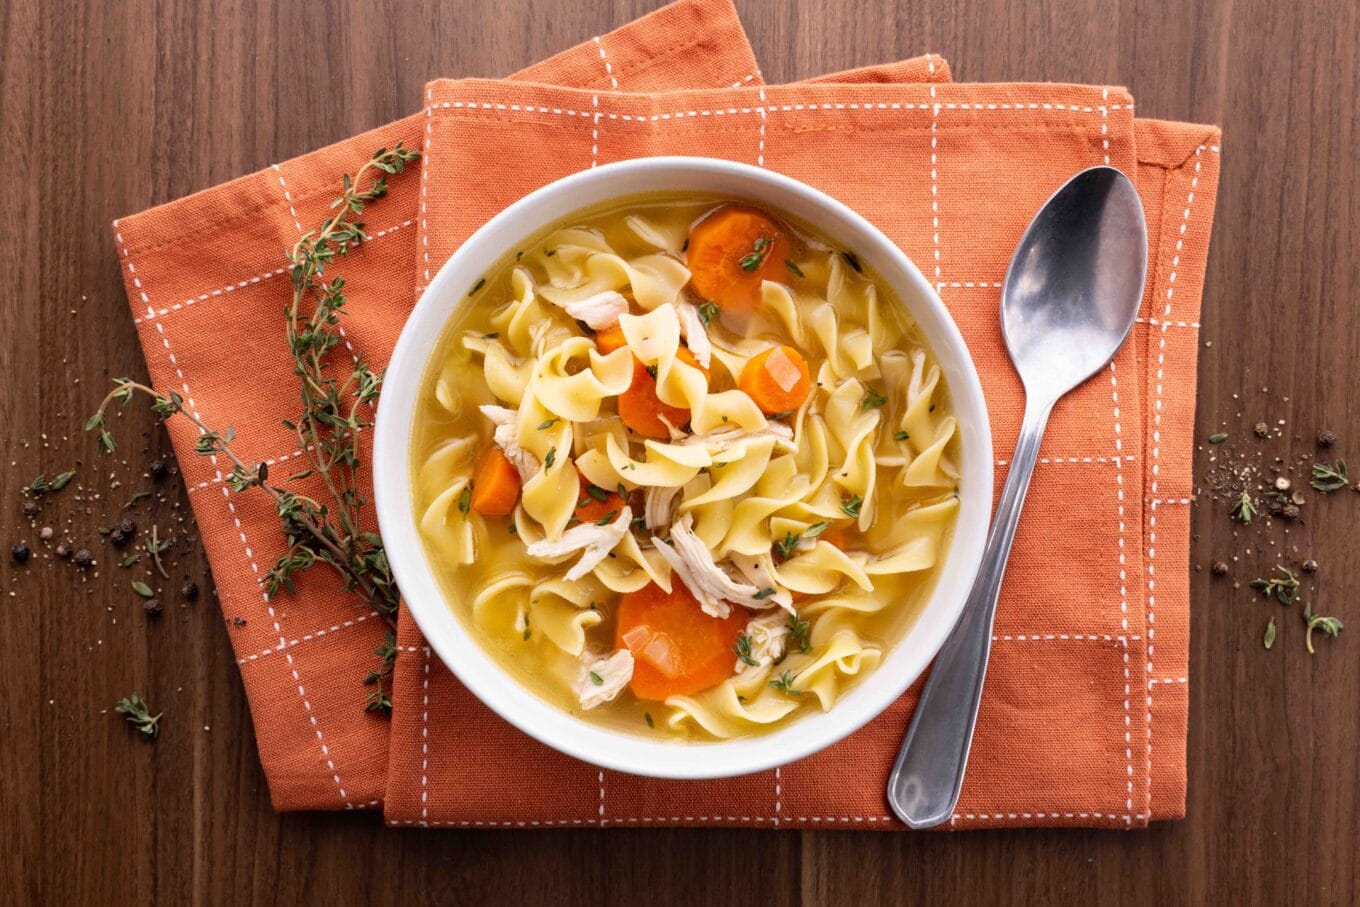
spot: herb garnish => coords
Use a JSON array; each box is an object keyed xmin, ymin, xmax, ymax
[
  {"xmin": 774, "ymin": 521, "xmax": 829, "ymax": 560},
  {"xmin": 1263, "ymin": 617, "xmax": 1276, "ymax": 650},
  {"xmin": 1303, "ymin": 605, "xmax": 1343, "ymax": 654},
  {"xmin": 894, "ymin": 430, "xmax": 910, "ymax": 441},
  {"xmin": 144, "ymin": 525, "xmax": 171, "ymax": 579},
  {"xmin": 363, "ymin": 633, "xmax": 397, "ymax": 713},
  {"xmin": 785, "ymin": 259, "xmax": 804, "ymax": 278},
  {"xmin": 860, "ymin": 385, "xmax": 887, "ymax": 410},
  {"xmin": 739, "ymin": 235, "xmax": 773, "ymax": 272},
  {"xmin": 122, "ymin": 490, "xmax": 152, "ymax": 510},
  {"xmin": 1230, "ymin": 491, "xmax": 1257, "ymax": 523},
  {"xmin": 115, "ymin": 693, "xmax": 161, "ymax": 740},
  {"xmin": 697, "ymin": 300, "xmax": 720, "ymax": 325},
  {"xmin": 88, "ymin": 145, "xmax": 416, "ymax": 716},
  {"xmin": 585, "ymin": 485, "xmax": 610, "ymax": 503},
  {"xmin": 769, "ymin": 670, "xmax": 802, "ymax": 695},
  {"xmin": 644, "ymin": 712, "xmax": 654, "ymax": 728},
  {"xmin": 842, "ymin": 251, "xmax": 863, "ymax": 273},
  {"xmin": 734, "ymin": 634, "xmax": 759, "ymax": 667},
  {"xmin": 645, "ymin": 364, "xmax": 659, "ymax": 380},
  {"xmin": 1249, "ymin": 565, "xmax": 1300, "ymax": 605},
  {"xmin": 28, "ymin": 471, "xmax": 76, "ymax": 495},
  {"xmin": 788, "ymin": 616, "xmax": 812, "ymax": 654},
  {"xmin": 1207, "ymin": 432, "xmax": 1228, "ymax": 444},
  {"xmin": 544, "ymin": 447, "xmax": 557, "ymax": 469},
  {"xmin": 753, "ymin": 587, "xmax": 776, "ymax": 600},
  {"xmin": 537, "ymin": 418, "xmax": 560, "ymax": 430},
  {"xmin": 457, "ymin": 485, "xmax": 472, "ymax": 517},
  {"xmin": 131, "ymin": 580, "xmax": 154, "ymax": 599},
  {"xmin": 589, "ymin": 671, "xmax": 604, "ymax": 686},
  {"xmin": 1310, "ymin": 460, "xmax": 1349, "ymax": 493},
  {"xmin": 468, "ymin": 277, "xmax": 486, "ymax": 296},
  {"xmin": 841, "ymin": 495, "xmax": 863, "ymax": 518},
  {"xmin": 595, "ymin": 510, "xmax": 617, "ymax": 526}
]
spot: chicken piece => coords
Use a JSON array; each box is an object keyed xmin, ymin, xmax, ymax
[
  {"xmin": 651, "ymin": 513, "xmax": 769, "ymax": 618},
  {"xmin": 643, "ymin": 484, "xmax": 681, "ymax": 531},
  {"xmin": 735, "ymin": 610, "xmax": 792, "ymax": 674},
  {"xmin": 729, "ymin": 553, "xmax": 794, "ymax": 612},
  {"xmin": 559, "ymin": 290, "xmax": 629, "ymax": 330},
  {"xmin": 525, "ymin": 506, "xmax": 633, "ymax": 581},
  {"xmin": 578, "ymin": 649, "xmax": 634, "ymax": 710},
  {"xmin": 672, "ymin": 300, "xmax": 712, "ymax": 369},
  {"xmin": 678, "ymin": 421, "xmax": 794, "ymax": 449},
  {"xmin": 478, "ymin": 405, "xmax": 540, "ymax": 481}
]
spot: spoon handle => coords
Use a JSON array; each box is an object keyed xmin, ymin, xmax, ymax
[{"xmin": 887, "ymin": 398, "xmax": 1053, "ymax": 828}]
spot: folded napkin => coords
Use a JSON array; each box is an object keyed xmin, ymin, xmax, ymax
[{"xmin": 111, "ymin": 0, "xmax": 1219, "ymax": 828}]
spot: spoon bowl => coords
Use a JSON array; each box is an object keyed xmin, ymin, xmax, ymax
[
  {"xmin": 1002, "ymin": 167, "xmax": 1147, "ymax": 402},
  {"xmin": 888, "ymin": 166, "xmax": 1147, "ymax": 828}
]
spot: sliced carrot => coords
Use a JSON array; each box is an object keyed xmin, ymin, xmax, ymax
[
  {"xmin": 738, "ymin": 345, "xmax": 811, "ymax": 415},
  {"xmin": 614, "ymin": 580, "xmax": 748, "ymax": 700},
  {"xmin": 469, "ymin": 447, "xmax": 521, "ymax": 516},
  {"xmin": 617, "ymin": 349, "xmax": 708, "ymax": 439},
  {"xmin": 686, "ymin": 205, "xmax": 792, "ymax": 315},
  {"xmin": 595, "ymin": 324, "xmax": 627, "ymax": 354},
  {"xmin": 574, "ymin": 469, "xmax": 626, "ymax": 523}
]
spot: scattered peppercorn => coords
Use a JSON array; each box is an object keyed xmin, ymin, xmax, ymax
[
  {"xmin": 142, "ymin": 598, "xmax": 162, "ymax": 618},
  {"xmin": 181, "ymin": 580, "xmax": 199, "ymax": 601},
  {"xmin": 1253, "ymin": 421, "xmax": 1269, "ymax": 438},
  {"xmin": 119, "ymin": 518, "xmax": 137, "ymax": 536},
  {"xmin": 39, "ymin": 526, "xmax": 54, "ymax": 541},
  {"xmin": 149, "ymin": 459, "xmax": 168, "ymax": 480},
  {"xmin": 109, "ymin": 528, "xmax": 131, "ymax": 547},
  {"xmin": 73, "ymin": 549, "xmax": 94, "ymax": 569},
  {"xmin": 231, "ymin": 615, "xmax": 247, "ymax": 628},
  {"xmin": 11, "ymin": 543, "xmax": 31, "ymax": 564},
  {"xmin": 1281, "ymin": 504, "xmax": 1301, "ymax": 521},
  {"xmin": 1317, "ymin": 430, "xmax": 1336, "ymax": 448},
  {"xmin": 55, "ymin": 542, "xmax": 73, "ymax": 559},
  {"xmin": 22, "ymin": 501, "xmax": 39, "ymax": 518},
  {"xmin": 1302, "ymin": 559, "xmax": 1318, "ymax": 574},
  {"xmin": 1211, "ymin": 560, "xmax": 1229, "ymax": 576},
  {"xmin": 1290, "ymin": 491, "xmax": 1307, "ymax": 506}
]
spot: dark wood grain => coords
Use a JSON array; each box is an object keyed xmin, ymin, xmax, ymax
[{"xmin": 2, "ymin": 0, "xmax": 1356, "ymax": 904}]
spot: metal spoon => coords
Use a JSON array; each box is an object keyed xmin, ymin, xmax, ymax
[{"xmin": 887, "ymin": 166, "xmax": 1147, "ymax": 829}]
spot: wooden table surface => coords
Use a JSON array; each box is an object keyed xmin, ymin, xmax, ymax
[{"xmin": 3, "ymin": 0, "xmax": 1357, "ymax": 903}]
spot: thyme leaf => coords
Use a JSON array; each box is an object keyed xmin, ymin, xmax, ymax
[
  {"xmin": 115, "ymin": 693, "xmax": 161, "ymax": 740},
  {"xmin": 1310, "ymin": 460, "xmax": 1349, "ymax": 493}
]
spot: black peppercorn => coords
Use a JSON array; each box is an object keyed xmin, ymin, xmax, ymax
[
  {"xmin": 55, "ymin": 541, "xmax": 73, "ymax": 559},
  {"xmin": 149, "ymin": 459, "xmax": 168, "ymax": 480},
  {"xmin": 1317, "ymin": 430, "xmax": 1336, "ymax": 448},
  {"xmin": 109, "ymin": 528, "xmax": 131, "ymax": 548},
  {"xmin": 1302, "ymin": 559, "xmax": 1318, "ymax": 573},
  {"xmin": 11, "ymin": 543, "xmax": 31, "ymax": 564},
  {"xmin": 72, "ymin": 549, "xmax": 94, "ymax": 569},
  {"xmin": 22, "ymin": 501, "xmax": 39, "ymax": 518},
  {"xmin": 143, "ymin": 598, "xmax": 162, "ymax": 617},
  {"xmin": 1211, "ymin": 560, "xmax": 1229, "ymax": 576},
  {"xmin": 1281, "ymin": 504, "xmax": 1301, "ymax": 521},
  {"xmin": 1253, "ymin": 421, "xmax": 1269, "ymax": 438},
  {"xmin": 119, "ymin": 517, "xmax": 136, "ymax": 536},
  {"xmin": 181, "ymin": 580, "xmax": 199, "ymax": 601}
]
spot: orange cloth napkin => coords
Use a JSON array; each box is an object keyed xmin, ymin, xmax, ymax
[{"xmin": 110, "ymin": 0, "xmax": 1219, "ymax": 828}]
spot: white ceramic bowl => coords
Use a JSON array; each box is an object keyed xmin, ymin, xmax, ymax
[{"xmin": 374, "ymin": 157, "xmax": 992, "ymax": 779}]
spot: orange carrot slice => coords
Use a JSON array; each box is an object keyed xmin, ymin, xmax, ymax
[
  {"xmin": 614, "ymin": 581, "xmax": 748, "ymax": 700},
  {"xmin": 574, "ymin": 469, "xmax": 626, "ymax": 523},
  {"xmin": 595, "ymin": 324, "xmax": 627, "ymax": 354},
  {"xmin": 617, "ymin": 348, "xmax": 708, "ymax": 439},
  {"xmin": 469, "ymin": 447, "xmax": 521, "ymax": 516},
  {"xmin": 686, "ymin": 205, "xmax": 791, "ymax": 315},
  {"xmin": 738, "ymin": 345, "xmax": 811, "ymax": 415}
]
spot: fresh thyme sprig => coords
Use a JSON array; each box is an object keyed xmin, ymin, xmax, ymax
[
  {"xmin": 733, "ymin": 633, "xmax": 759, "ymax": 667},
  {"xmin": 88, "ymin": 144, "xmax": 418, "ymax": 712},
  {"xmin": 769, "ymin": 670, "xmax": 802, "ymax": 696},
  {"xmin": 774, "ymin": 520, "xmax": 829, "ymax": 560},
  {"xmin": 363, "ymin": 632, "xmax": 398, "ymax": 713},
  {"xmin": 1249, "ymin": 565, "xmax": 1300, "ymax": 605},
  {"xmin": 739, "ymin": 235, "xmax": 772, "ymax": 272},
  {"xmin": 1230, "ymin": 491, "xmax": 1257, "ymax": 523},
  {"xmin": 697, "ymin": 300, "xmax": 720, "ymax": 325},
  {"xmin": 787, "ymin": 615, "xmax": 812, "ymax": 654},
  {"xmin": 28, "ymin": 471, "xmax": 76, "ymax": 495},
  {"xmin": 1302, "ymin": 605, "xmax": 1343, "ymax": 654},
  {"xmin": 1310, "ymin": 460, "xmax": 1349, "ymax": 493},
  {"xmin": 115, "ymin": 693, "xmax": 161, "ymax": 740}
]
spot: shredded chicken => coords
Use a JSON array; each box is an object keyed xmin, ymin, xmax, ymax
[
  {"xmin": 577, "ymin": 649, "xmax": 634, "ymax": 710},
  {"xmin": 525, "ymin": 506, "xmax": 633, "ymax": 581},
  {"xmin": 643, "ymin": 485, "xmax": 681, "ymax": 531},
  {"xmin": 672, "ymin": 300, "xmax": 712, "ymax": 369},
  {"xmin": 557, "ymin": 290, "xmax": 629, "ymax": 330},
  {"xmin": 678, "ymin": 421, "xmax": 794, "ymax": 449},
  {"xmin": 729, "ymin": 553, "xmax": 794, "ymax": 612},
  {"xmin": 736, "ymin": 611, "xmax": 792, "ymax": 674},
  {"xmin": 478, "ymin": 404, "xmax": 539, "ymax": 480},
  {"xmin": 651, "ymin": 513, "xmax": 770, "ymax": 618}
]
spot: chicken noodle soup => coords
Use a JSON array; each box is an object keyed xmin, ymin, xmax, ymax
[{"xmin": 412, "ymin": 196, "xmax": 960, "ymax": 740}]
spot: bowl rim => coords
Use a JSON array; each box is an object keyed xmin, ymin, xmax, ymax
[{"xmin": 373, "ymin": 156, "xmax": 993, "ymax": 779}]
